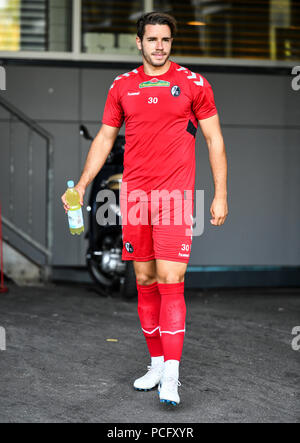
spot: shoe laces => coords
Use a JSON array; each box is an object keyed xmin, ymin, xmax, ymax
[
  {"xmin": 142, "ymin": 366, "xmax": 163, "ymax": 380},
  {"xmin": 162, "ymin": 376, "xmax": 182, "ymax": 389}
]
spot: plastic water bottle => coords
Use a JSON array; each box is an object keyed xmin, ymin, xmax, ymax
[{"xmin": 66, "ymin": 180, "xmax": 84, "ymax": 235}]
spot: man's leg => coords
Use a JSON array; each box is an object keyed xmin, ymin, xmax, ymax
[
  {"xmin": 156, "ymin": 259, "xmax": 187, "ymax": 362},
  {"xmin": 133, "ymin": 260, "xmax": 165, "ymax": 390},
  {"xmin": 120, "ymin": 198, "xmax": 164, "ymax": 389},
  {"xmin": 134, "ymin": 259, "xmax": 157, "ymax": 286},
  {"xmin": 156, "ymin": 259, "xmax": 188, "ymax": 404},
  {"xmin": 134, "ymin": 260, "xmax": 163, "ymax": 358}
]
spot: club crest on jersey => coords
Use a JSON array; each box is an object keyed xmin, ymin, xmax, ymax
[
  {"xmin": 171, "ymin": 85, "xmax": 181, "ymax": 97},
  {"xmin": 125, "ymin": 242, "xmax": 134, "ymax": 253},
  {"xmin": 139, "ymin": 79, "xmax": 170, "ymax": 89}
]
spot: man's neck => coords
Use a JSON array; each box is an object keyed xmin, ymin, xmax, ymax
[{"xmin": 142, "ymin": 59, "xmax": 171, "ymax": 76}]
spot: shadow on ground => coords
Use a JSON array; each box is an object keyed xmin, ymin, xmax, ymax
[{"xmin": 0, "ymin": 282, "xmax": 299, "ymax": 423}]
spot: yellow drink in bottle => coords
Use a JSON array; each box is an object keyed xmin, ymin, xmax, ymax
[{"xmin": 66, "ymin": 180, "xmax": 84, "ymax": 235}]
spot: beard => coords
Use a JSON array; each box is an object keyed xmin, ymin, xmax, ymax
[{"xmin": 141, "ymin": 44, "xmax": 171, "ymax": 67}]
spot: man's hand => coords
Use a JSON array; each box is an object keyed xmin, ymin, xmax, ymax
[
  {"xmin": 61, "ymin": 184, "xmax": 86, "ymax": 214},
  {"xmin": 60, "ymin": 124, "xmax": 119, "ymax": 214},
  {"xmin": 210, "ymin": 197, "xmax": 228, "ymax": 226}
]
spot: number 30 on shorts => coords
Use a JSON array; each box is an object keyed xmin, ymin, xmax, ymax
[{"xmin": 181, "ymin": 244, "xmax": 190, "ymax": 252}]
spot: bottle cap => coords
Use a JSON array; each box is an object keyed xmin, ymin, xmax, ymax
[{"xmin": 67, "ymin": 180, "xmax": 74, "ymax": 188}]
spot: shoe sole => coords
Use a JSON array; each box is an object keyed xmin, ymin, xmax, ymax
[
  {"xmin": 134, "ymin": 385, "xmax": 158, "ymax": 392},
  {"xmin": 160, "ymin": 399, "xmax": 179, "ymax": 406},
  {"xmin": 158, "ymin": 387, "xmax": 179, "ymax": 406}
]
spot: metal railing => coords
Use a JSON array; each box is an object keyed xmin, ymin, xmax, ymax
[{"xmin": 0, "ymin": 95, "xmax": 54, "ymax": 281}]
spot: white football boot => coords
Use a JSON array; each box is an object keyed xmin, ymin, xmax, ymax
[
  {"xmin": 158, "ymin": 376, "xmax": 181, "ymax": 406},
  {"xmin": 134, "ymin": 364, "xmax": 164, "ymax": 391}
]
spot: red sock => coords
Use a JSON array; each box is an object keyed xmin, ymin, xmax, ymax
[
  {"xmin": 137, "ymin": 281, "xmax": 164, "ymax": 358},
  {"xmin": 158, "ymin": 282, "xmax": 186, "ymax": 362}
]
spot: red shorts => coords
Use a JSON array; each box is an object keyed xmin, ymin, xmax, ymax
[{"xmin": 120, "ymin": 197, "xmax": 194, "ymax": 264}]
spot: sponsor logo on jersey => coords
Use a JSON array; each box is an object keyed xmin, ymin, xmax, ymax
[
  {"xmin": 128, "ymin": 91, "xmax": 140, "ymax": 96},
  {"xmin": 139, "ymin": 79, "xmax": 170, "ymax": 89},
  {"xmin": 125, "ymin": 242, "xmax": 134, "ymax": 253},
  {"xmin": 171, "ymin": 85, "xmax": 181, "ymax": 97}
]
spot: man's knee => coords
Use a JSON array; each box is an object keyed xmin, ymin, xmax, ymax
[
  {"xmin": 156, "ymin": 260, "xmax": 187, "ymax": 284},
  {"xmin": 134, "ymin": 260, "xmax": 157, "ymax": 286},
  {"xmin": 157, "ymin": 274, "xmax": 185, "ymax": 284},
  {"xmin": 136, "ymin": 274, "xmax": 157, "ymax": 286}
]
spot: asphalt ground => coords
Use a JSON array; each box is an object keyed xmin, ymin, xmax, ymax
[{"xmin": 0, "ymin": 281, "xmax": 299, "ymax": 423}]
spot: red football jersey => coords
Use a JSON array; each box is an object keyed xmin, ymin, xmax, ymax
[{"xmin": 102, "ymin": 61, "xmax": 217, "ymax": 201}]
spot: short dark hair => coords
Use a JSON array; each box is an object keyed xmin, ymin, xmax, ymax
[{"xmin": 137, "ymin": 12, "xmax": 177, "ymax": 41}]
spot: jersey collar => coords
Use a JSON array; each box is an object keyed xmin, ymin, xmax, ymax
[{"xmin": 139, "ymin": 60, "xmax": 175, "ymax": 80}]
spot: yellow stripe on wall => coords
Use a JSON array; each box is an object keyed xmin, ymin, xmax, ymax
[{"xmin": 0, "ymin": 0, "xmax": 20, "ymax": 51}]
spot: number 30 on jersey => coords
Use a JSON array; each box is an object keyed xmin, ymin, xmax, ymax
[{"xmin": 148, "ymin": 97, "xmax": 158, "ymax": 104}]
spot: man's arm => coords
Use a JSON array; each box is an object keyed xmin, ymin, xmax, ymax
[
  {"xmin": 199, "ymin": 114, "xmax": 228, "ymax": 226},
  {"xmin": 61, "ymin": 124, "xmax": 120, "ymax": 212}
]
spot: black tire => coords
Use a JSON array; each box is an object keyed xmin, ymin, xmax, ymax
[
  {"xmin": 86, "ymin": 248, "xmax": 120, "ymax": 297},
  {"xmin": 121, "ymin": 262, "xmax": 138, "ymax": 299}
]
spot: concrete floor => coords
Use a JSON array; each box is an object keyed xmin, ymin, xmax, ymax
[{"xmin": 0, "ymin": 282, "xmax": 299, "ymax": 423}]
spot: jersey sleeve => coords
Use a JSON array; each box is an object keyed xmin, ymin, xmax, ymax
[
  {"xmin": 102, "ymin": 82, "xmax": 124, "ymax": 128},
  {"xmin": 192, "ymin": 77, "xmax": 218, "ymax": 121}
]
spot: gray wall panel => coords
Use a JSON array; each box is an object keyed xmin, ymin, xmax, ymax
[
  {"xmin": 0, "ymin": 122, "xmax": 10, "ymax": 214},
  {"xmin": 192, "ymin": 127, "xmax": 299, "ymax": 265},
  {"xmin": 81, "ymin": 68, "xmax": 125, "ymax": 122},
  {"xmin": 285, "ymin": 80, "xmax": 300, "ymax": 127},
  {"xmin": 10, "ymin": 122, "xmax": 29, "ymax": 232},
  {"xmin": 0, "ymin": 64, "xmax": 299, "ymax": 269},
  {"xmin": 3, "ymin": 66, "xmax": 80, "ymax": 121},
  {"xmin": 206, "ymin": 73, "xmax": 287, "ymax": 126},
  {"xmin": 31, "ymin": 132, "xmax": 47, "ymax": 246},
  {"xmin": 42, "ymin": 122, "xmax": 82, "ymax": 266},
  {"xmin": 0, "ymin": 119, "xmax": 48, "ymax": 248},
  {"xmin": 282, "ymin": 129, "xmax": 300, "ymax": 264},
  {"xmin": 0, "ymin": 104, "xmax": 9, "ymax": 120}
]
